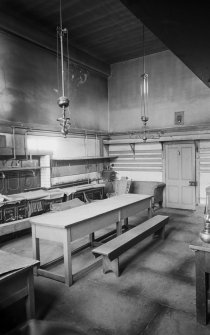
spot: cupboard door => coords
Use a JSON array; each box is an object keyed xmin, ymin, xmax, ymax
[{"xmin": 6, "ymin": 172, "xmax": 20, "ymax": 194}]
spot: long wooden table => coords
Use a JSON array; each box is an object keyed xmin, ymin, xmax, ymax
[{"xmin": 31, "ymin": 194, "xmax": 152, "ymax": 286}]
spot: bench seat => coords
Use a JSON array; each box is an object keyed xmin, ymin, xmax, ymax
[{"xmin": 92, "ymin": 214, "xmax": 169, "ymax": 277}]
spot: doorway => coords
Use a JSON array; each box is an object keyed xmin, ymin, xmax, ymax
[{"xmin": 165, "ymin": 142, "xmax": 196, "ymax": 210}]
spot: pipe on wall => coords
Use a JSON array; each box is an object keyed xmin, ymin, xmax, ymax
[{"xmin": 12, "ymin": 126, "xmax": 16, "ymax": 160}]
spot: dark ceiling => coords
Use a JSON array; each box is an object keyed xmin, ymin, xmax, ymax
[
  {"xmin": 0, "ymin": 0, "xmax": 209, "ymax": 86},
  {"xmin": 0, "ymin": 0, "xmax": 167, "ymax": 64},
  {"xmin": 121, "ymin": 0, "xmax": 210, "ymax": 87}
]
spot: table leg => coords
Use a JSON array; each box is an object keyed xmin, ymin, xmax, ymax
[
  {"xmin": 124, "ymin": 218, "xmax": 129, "ymax": 230},
  {"xmin": 148, "ymin": 199, "xmax": 153, "ymax": 218},
  {"xmin": 116, "ymin": 219, "xmax": 123, "ymax": 235},
  {"xmin": 195, "ymin": 251, "xmax": 208, "ymax": 325},
  {"xmin": 26, "ymin": 269, "xmax": 35, "ymax": 319},
  {"xmin": 32, "ymin": 225, "xmax": 40, "ymax": 276},
  {"xmin": 89, "ymin": 232, "xmax": 95, "ymax": 246},
  {"xmin": 63, "ymin": 229, "xmax": 73, "ymax": 286}
]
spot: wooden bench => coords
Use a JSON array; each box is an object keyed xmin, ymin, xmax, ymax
[{"xmin": 92, "ymin": 215, "xmax": 169, "ymax": 277}]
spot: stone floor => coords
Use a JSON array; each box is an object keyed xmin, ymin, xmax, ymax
[{"xmin": 1, "ymin": 208, "xmax": 210, "ymax": 335}]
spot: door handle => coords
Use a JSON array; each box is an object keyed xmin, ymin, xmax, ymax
[{"xmin": 189, "ymin": 181, "xmax": 197, "ymax": 186}]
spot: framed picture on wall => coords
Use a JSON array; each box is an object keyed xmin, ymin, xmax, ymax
[{"xmin": 175, "ymin": 111, "xmax": 184, "ymax": 125}]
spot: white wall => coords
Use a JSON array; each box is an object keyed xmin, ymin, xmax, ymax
[
  {"xmin": 109, "ymin": 50, "xmax": 210, "ymax": 132},
  {"xmin": 108, "ymin": 142, "xmax": 163, "ymax": 181},
  {"xmin": 27, "ymin": 134, "xmax": 101, "ymax": 186},
  {"xmin": 199, "ymin": 141, "xmax": 210, "ymax": 205},
  {"xmin": 27, "ymin": 134, "xmax": 100, "ymax": 159}
]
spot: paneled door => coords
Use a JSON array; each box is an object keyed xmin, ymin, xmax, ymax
[{"xmin": 165, "ymin": 143, "xmax": 196, "ymax": 209}]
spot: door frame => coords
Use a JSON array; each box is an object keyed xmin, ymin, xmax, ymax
[{"xmin": 162, "ymin": 140, "xmax": 199, "ymax": 209}]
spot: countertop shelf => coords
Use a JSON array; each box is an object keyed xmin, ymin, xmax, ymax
[
  {"xmin": 103, "ymin": 139, "xmax": 158, "ymax": 144},
  {"xmin": 0, "ymin": 167, "xmax": 45, "ymax": 172},
  {"xmin": 52, "ymin": 156, "xmax": 118, "ymax": 161}
]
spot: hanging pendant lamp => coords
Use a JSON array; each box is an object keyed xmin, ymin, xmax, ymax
[
  {"xmin": 56, "ymin": 0, "xmax": 71, "ymax": 136},
  {"xmin": 140, "ymin": 24, "xmax": 149, "ymax": 142}
]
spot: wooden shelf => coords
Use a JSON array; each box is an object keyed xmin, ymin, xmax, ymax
[
  {"xmin": 52, "ymin": 156, "xmax": 118, "ymax": 161},
  {"xmin": 103, "ymin": 139, "xmax": 158, "ymax": 144},
  {"xmin": 0, "ymin": 167, "xmax": 42, "ymax": 172},
  {"xmin": 0, "ymin": 148, "xmax": 53, "ymax": 157}
]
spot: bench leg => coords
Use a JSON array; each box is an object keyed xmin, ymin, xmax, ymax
[
  {"xmin": 116, "ymin": 220, "xmax": 123, "ymax": 235},
  {"xmin": 102, "ymin": 256, "xmax": 120, "ymax": 277},
  {"xmin": 153, "ymin": 225, "xmax": 166, "ymax": 239}
]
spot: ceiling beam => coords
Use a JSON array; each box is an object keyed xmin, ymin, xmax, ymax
[{"xmin": 0, "ymin": 11, "xmax": 111, "ymax": 77}]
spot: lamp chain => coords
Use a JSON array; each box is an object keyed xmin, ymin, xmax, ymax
[
  {"xmin": 56, "ymin": 0, "xmax": 71, "ymax": 137},
  {"xmin": 140, "ymin": 24, "xmax": 149, "ymax": 142}
]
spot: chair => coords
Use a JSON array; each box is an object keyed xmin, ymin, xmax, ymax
[
  {"xmin": 129, "ymin": 181, "xmax": 166, "ymax": 209},
  {"xmin": 106, "ymin": 177, "xmax": 132, "ymax": 198},
  {"xmin": 50, "ymin": 198, "xmax": 85, "ymax": 211}
]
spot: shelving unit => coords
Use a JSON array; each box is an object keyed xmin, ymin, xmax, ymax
[
  {"xmin": 51, "ymin": 156, "xmax": 118, "ymax": 181},
  {"xmin": 103, "ymin": 138, "xmax": 158, "ymax": 157}
]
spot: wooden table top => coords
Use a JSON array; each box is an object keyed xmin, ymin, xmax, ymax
[
  {"xmin": 30, "ymin": 194, "xmax": 152, "ymax": 229},
  {"xmin": 61, "ymin": 183, "xmax": 105, "ymax": 196},
  {"xmin": 0, "ymin": 250, "xmax": 39, "ymax": 279}
]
